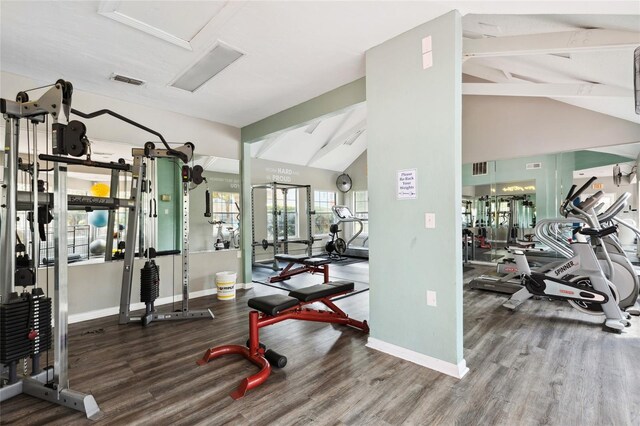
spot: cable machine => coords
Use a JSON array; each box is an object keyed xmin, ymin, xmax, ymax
[
  {"xmin": 118, "ymin": 144, "xmax": 214, "ymax": 326},
  {"xmin": 0, "ymin": 81, "xmax": 101, "ymax": 418},
  {"xmin": 251, "ymin": 182, "xmax": 314, "ymax": 270}
]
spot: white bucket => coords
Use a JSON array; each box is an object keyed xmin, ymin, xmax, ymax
[{"xmin": 215, "ymin": 271, "xmax": 237, "ymax": 300}]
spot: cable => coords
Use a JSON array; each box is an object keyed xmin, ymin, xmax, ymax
[
  {"xmin": 22, "ymin": 84, "xmax": 56, "ymax": 93},
  {"xmin": 70, "ymin": 108, "xmax": 187, "ymax": 162},
  {"xmin": 44, "ymin": 115, "xmax": 50, "ymax": 379}
]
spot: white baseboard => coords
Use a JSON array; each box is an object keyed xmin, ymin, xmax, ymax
[
  {"xmin": 68, "ymin": 286, "xmax": 240, "ymax": 324},
  {"xmin": 366, "ymin": 337, "xmax": 469, "ymax": 379}
]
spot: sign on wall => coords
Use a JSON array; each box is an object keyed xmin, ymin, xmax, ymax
[{"xmin": 397, "ymin": 169, "xmax": 417, "ymax": 200}]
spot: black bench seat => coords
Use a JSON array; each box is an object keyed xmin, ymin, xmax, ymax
[
  {"xmin": 274, "ymin": 254, "xmax": 309, "ymax": 263},
  {"xmin": 302, "ymin": 257, "xmax": 331, "ymax": 267},
  {"xmin": 289, "ymin": 281, "xmax": 354, "ymax": 302},
  {"xmin": 248, "ymin": 281, "xmax": 355, "ymax": 315},
  {"xmin": 248, "ymin": 294, "xmax": 298, "ymax": 316}
]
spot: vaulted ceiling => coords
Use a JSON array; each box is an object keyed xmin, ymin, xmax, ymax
[{"xmin": 1, "ymin": 1, "xmax": 638, "ymax": 173}]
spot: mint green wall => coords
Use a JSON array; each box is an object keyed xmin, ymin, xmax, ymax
[
  {"xmin": 366, "ymin": 11, "xmax": 463, "ymax": 364},
  {"xmin": 241, "ymin": 142, "xmax": 253, "ymax": 283},
  {"xmin": 574, "ymin": 150, "xmax": 633, "ymax": 170},
  {"xmin": 462, "ymin": 153, "xmax": 575, "ymax": 220},
  {"xmin": 156, "ymin": 158, "xmax": 181, "ymax": 251}
]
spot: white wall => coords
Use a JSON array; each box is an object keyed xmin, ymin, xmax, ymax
[
  {"xmin": 36, "ymin": 250, "xmax": 242, "ymax": 321},
  {"xmin": 1, "ymin": 71, "xmax": 240, "ymax": 158},
  {"xmin": 462, "ymin": 95, "xmax": 640, "ymax": 164}
]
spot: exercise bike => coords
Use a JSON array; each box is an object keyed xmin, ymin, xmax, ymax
[
  {"xmin": 505, "ymin": 179, "xmax": 631, "ymax": 332},
  {"xmin": 325, "ymin": 223, "xmax": 346, "ymax": 259}
]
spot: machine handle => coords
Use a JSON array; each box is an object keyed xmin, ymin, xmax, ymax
[
  {"xmin": 568, "ymin": 176, "xmax": 597, "ymax": 203},
  {"xmin": 578, "ymin": 190, "xmax": 603, "ymax": 211},
  {"xmin": 204, "ymin": 190, "xmax": 212, "ymax": 217}
]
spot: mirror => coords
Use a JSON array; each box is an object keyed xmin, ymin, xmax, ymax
[{"xmin": 463, "ymin": 142, "xmax": 640, "ymax": 264}]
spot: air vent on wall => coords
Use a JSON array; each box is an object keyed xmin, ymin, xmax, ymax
[
  {"xmin": 472, "ymin": 162, "xmax": 488, "ymax": 176},
  {"xmin": 110, "ymin": 74, "xmax": 146, "ymax": 86},
  {"xmin": 526, "ymin": 162, "xmax": 542, "ymax": 170},
  {"xmin": 171, "ymin": 42, "xmax": 244, "ymax": 92}
]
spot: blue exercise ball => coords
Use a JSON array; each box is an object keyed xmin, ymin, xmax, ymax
[{"xmin": 88, "ymin": 210, "xmax": 108, "ymax": 228}]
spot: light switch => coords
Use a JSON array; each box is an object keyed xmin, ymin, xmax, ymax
[
  {"xmin": 427, "ymin": 290, "xmax": 437, "ymax": 307},
  {"xmin": 425, "ymin": 213, "xmax": 436, "ymax": 229},
  {"xmin": 164, "ymin": 209, "xmax": 169, "ymax": 215}
]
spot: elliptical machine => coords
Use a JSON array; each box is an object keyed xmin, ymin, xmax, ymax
[
  {"xmin": 325, "ymin": 223, "xmax": 347, "ymax": 259},
  {"xmin": 504, "ymin": 178, "xmax": 631, "ymax": 333}
]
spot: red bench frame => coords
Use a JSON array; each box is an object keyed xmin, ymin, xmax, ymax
[
  {"xmin": 268, "ymin": 259, "xmax": 329, "ymax": 283},
  {"xmin": 197, "ymin": 289, "xmax": 369, "ymax": 399}
]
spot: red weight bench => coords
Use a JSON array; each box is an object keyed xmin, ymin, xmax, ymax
[
  {"xmin": 197, "ymin": 281, "xmax": 369, "ymax": 399},
  {"xmin": 268, "ymin": 254, "xmax": 331, "ymax": 283}
]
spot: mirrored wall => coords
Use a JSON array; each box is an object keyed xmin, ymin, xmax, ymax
[{"xmin": 463, "ymin": 142, "xmax": 640, "ymax": 264}]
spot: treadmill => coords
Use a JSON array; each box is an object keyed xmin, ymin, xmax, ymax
[{"xmin": 332, "ymin": 205, "xmax": 369, "ymax": 259}]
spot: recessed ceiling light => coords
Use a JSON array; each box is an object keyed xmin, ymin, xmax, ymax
[{"xmin": 171, "ymin": 42, "xmax": 243, "ymax": 92}]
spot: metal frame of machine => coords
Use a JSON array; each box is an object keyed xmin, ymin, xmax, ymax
[
  {"xmin": 0, "ymin": 81, "xmax": 101, "ymax": 419},
  {"xmin": 251, "ymin": 182, "xmax": 315, "ymax": 270},
  {"xmin": 118, "ymin": 144, "xmax": 214, "ymax": 326}
]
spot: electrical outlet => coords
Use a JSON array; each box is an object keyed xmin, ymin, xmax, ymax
[
  {"xmin": 425, "ymin": 213, "xmax": 436, "ymax": 229},
  {"xmin": 427, "ymin": 290, "xmax": 437, "ymax": 307}
]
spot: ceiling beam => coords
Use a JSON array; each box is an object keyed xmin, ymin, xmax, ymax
[
  {"xmin": 306, "ymin": 117, "xmax": 366, "ymax": 166},
  {"xmin": 464, "ymin": 29, "xmax": 640, "ymax": 58},
  {"xmin": 304, "ymin": 120, "xmax": 322, "ymax": 134},
  {"xmin": 254, "ymin": 133, "xmax": 284, "ymax": 158},
  {"xmin": 462, "ymin": 83, "xmax": 632, "ymax": 98}
]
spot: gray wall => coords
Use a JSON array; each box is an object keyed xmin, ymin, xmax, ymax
[
  {"xmin": 462, "ymin": 95, "xmax": 640, "ymax": 164},
  {"xmin": 342, "ymin": 150, "xmax": 368, "ymax": 241},
  {"xmin": 366, "ymin": 10, "xmax": 464, "ymax": 370}
]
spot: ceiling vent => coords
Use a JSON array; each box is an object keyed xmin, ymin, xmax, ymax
[
  {"xmin": 110, "ymin": 73, "xmax": 146, "ymax": 86},
  {"xmin": 171, "ymin": 42, "xmax": 243, "ymax": 92},
  {"xmin": 526, "ymin": 162, "xmax": 542, "ymax": 170},
  {"xmin": 472, "ymin": 162, "xmax": 488, "ymax": 176}
]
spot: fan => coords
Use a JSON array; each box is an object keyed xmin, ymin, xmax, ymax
[
  {"xmin": 336, "ymin": 173, "xmax": 352, "ymax": 193},
  {"xmin": 613, "ymin": 163, "xmax": 637, "ymax": 187}
]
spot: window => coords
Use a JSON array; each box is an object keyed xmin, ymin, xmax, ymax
[
  {"xmin": 211, "ymin": 191, "xmax": 240, "ymax": 228},
  {"xmin": 354, "ymin": 190, "xmax": 369, "ymax": 234},
  {"xmin": 267, "ymin": 189, "xmax": 297, "ymax": 240},
  {"xmin": 314, "ymin": 190, "xmax": 337, "ymax": 235}
]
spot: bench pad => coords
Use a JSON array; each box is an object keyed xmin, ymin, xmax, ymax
[
  {"xmin": 248, "ymin": 294, "xmax": 299, "ymax": 316},
  {"xmin": 303, "ymin": 257, "xmax": 331, "ymax": 267},
  {"xmin": 289, "ymin": 281, "xmax": 354, "ymax": 302},
  {"xmin": 275, "ymin": 254, "xmax": 309, "ymax": 263}
]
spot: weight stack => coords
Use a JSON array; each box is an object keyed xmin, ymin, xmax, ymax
[
  {"xmin": 0, "ymin": 293, "xmax": 32, "ymax": 364},
  {"xmin": 30, "ymin": 288, "xmax": 52, "ymax": 355},
  {"xmin": 140, "ymin": 260, "xmax": 160, "ymax": 304}
]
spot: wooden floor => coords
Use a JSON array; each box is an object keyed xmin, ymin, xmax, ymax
[{"xmin": 2, "ymin": 263, "xmax": 639, "ymax": 425}]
